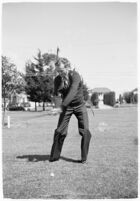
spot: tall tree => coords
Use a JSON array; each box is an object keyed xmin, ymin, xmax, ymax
[
  {"xmin": 25, "ymin": 61, "xmax": 41, "ymax": 111},
  {"xmin": 25, "ymin": 50, "xmax": 54, "ymax": 111},
  {"xmin": 91, "ymin": 92, "xmax": 99, "ymax": 106},
  {"xmin": 2, "ymin": 56, "xmax": 25, "ymax": 111}
]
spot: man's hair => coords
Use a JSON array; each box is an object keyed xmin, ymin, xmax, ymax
[{"xmin": 55, "ymin": 57, "xmax": 71, "ymax": 69}]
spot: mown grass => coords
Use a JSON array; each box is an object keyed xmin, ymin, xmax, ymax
[{"xmin": 2, "ymin": 106, "xmax": 138, "ymax": 199}]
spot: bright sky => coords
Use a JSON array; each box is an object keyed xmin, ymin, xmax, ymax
[{"xmin": 2, "ymin": 2, "xmax": 137, "ymax": 95}]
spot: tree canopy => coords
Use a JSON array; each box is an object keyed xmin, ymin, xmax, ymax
[
  {"xmin": 2, "ymin": 56, "xmax": 25, "ymax": 110},
  {"xmin": 24, "ymin": 50, "xmax": 54, "ymax": 110}
]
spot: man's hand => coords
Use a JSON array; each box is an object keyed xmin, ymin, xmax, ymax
[
  {"xmin": 52, "ymin": 104, "xmax": 66, "ymax": 114},
  {"xmin": 60, "ymin": 104, "xmax": 66, "ymax": 112},
  {"xmin": 51, "ymin": 107, "xmax": 62, "ymax": 114},
  {"xmin": 56, "ymin": 105, "xmax": 66, "ymax": 113},
  {"xmin": 54, "ymin": 105, "xmax": 64, "ymax": 114},
  {"xmin": 56, "ymin": 107, "xmax": 63, "ymax": 113}
]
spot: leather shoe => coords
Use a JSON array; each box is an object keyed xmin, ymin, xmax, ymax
[{"xmin": 49, "ymin": 158, "xmax": 59, "ymax": 162}]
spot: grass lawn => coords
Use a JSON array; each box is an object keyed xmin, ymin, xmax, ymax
[{"xmin": 2, "ymin": 106, "xmax": 138, "ymax": 199}]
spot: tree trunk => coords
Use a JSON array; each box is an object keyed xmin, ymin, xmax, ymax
[
  {"xmin": 35, "ymin": 102, "xmax": 37, "ymax": 111},
  {"xmin": 3, "ymin": 96, "xmax": 6, "ymax": 112},
  {"xmin": 43, "ymin": 102, "xmax": 45, "ymax": 111},
  {"xmin": 3, "ymin": 88, "xmax": 6, "ymax": 112},
  {"xmin": 3, "ymin": 91, "xmax": 6, "ymax": 126}
]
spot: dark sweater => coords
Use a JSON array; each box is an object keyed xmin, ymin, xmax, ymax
[{"xmin": 54, "ymin": 70, "xmax": 84, "ymax": 107}]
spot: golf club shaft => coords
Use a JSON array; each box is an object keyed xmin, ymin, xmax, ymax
[{"xmin": 90, "ymin": 105, "xmax": 94, "ymax": 116}]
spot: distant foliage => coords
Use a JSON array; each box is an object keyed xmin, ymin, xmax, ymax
[
  {"xmin": 2, "ymin": 56, "xmax": 25, "ymax": 96},
  {"xmin": 123, "ymin": 92, "xmax": 138, "ymax": 104},
  {"xmin": 123, "ymin": 92, "xmax": 131, "ymax": 103},
  {"xmin": 2, "ymin": 56, "xmax": 25, "ymax": 111},
  {"xmin": 8, "ymin": 105, "xmax": 25, "ymax": 111},
  {"xmin": 91, "ymin": 92, "xmax": 99, "ymax": 106},
  {"xmin": 104, "ymin": 92, "xmax": 116, "ymax": 106},
  {"xmin": 134, "ymin": 93, "xmax": 138, "ymax": 103},
  {"xmin": 24, "ymin": 50, "xmax": 54, "ymax": 111}
]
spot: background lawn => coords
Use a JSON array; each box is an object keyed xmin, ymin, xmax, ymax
[{"xmin": 2, "ymin": 106, "xmax": 138, "ymax": 199}]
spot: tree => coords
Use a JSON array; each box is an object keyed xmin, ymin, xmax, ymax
[
  {"xmin": 25, "ymin": 61, "xmax": 41, "ymax": 111},
  {"xmin": 123, "ymin": 92, "xmax": 133, "ymax": 103},
  {"xmin": 91, "ymin": 93, "xmax": 99, "ymax": 106},
  {"xmin": 119, "ymin": 94, "xmax": 123, "ymax": 104},
  {"xmin": 25, "ymin": 50, "xmax": 54, "ymax": 111},
  {"xmin": 134, "ymin": 93, "xmax": 138, "ymax": 103},
  {"xmin": 2, "ymin": 56, "xmax": 25, "ymax": 111}
]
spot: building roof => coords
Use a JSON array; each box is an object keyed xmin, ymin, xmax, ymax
[{"xmin": 89, "ymin": 87, "xmax": 111, "ymax": 94}]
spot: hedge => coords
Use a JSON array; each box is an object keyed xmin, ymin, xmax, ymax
[
  {"xmin": 104, "ymin": 91, "xmax": 115, "ymax": 106},
  {"xmin": 123, "ymin": 92, "xmax": 138, "ymax": 104}
]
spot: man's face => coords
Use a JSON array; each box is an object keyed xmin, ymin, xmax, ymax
[
  {"xmin": 49, "ymin": 61, "xmax": 55, "ymax": 69},
  {"xmin": 56, "ymin": 62, "xmax": 68, "ymax": 77}
]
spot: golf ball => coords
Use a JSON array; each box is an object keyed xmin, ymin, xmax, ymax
[{"xmin": 50, "ymin": 172, "xmax": 54, "ymax": 177}]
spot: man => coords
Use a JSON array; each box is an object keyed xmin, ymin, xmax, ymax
[{"xmin": 49, "ymin": 58, "xmax": 92, "ymax": 163}]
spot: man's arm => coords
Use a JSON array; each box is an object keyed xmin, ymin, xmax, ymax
[
  {"xmin": 53, "ymin": 76, "xmax": 62, "ymax": 108},
  {"xmin": 62, "ymin": 71, "xmax": 81, "ymax": 107},
  {"xmin": 53, "ymin": 76, "xmax": 61, "ymax": 96}
]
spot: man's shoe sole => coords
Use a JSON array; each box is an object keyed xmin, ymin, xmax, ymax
[{"xmin": 81, "ymin": 160, "xmax": 87, "ymax": 164}]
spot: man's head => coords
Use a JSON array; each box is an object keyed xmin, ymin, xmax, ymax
[{"xmin": 55, "ymin": 58, "xmax": 71, "ymax": 77}]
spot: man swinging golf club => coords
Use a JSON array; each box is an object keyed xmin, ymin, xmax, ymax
[{"xmin": 49, "ymin": 58, "xmax": 92, "ymax": 164}]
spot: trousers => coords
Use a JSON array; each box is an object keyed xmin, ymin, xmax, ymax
[{"xmin": 50, "ymin": 103, "xmax": 92, "ymax": 161}]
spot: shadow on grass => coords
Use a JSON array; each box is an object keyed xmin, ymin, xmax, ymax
[
  {"xmin": 16, "ymin": 155, "xmax": 81, "ymax": 163},
  {"xmin": 16, "ymin": 155, "xmax": 50, "ymax": 162}
]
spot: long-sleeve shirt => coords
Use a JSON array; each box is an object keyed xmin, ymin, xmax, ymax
[{"xmin": 54, "ymin": 70, "xmax": 84, "ymax": 107}]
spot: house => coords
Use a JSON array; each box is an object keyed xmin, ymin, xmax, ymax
[
  {"xmin": 88, "ymin": 87, "xmax": 112, "ymax": 108},
  {"xmin": 88, "ymin": 87, "xmax": 111, "ymax": 103},
  {"xmin": 9, "ymin": 91, "xmax": 28, "ymax": 106},
  {"xmin": 89, "ymin": 87, "xmax": 111, "ymax": 95}
]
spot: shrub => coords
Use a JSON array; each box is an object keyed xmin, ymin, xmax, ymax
[
  {"xmin": 134, "ymin": 93, "xmax": 138, "ymax": 103},
  {"xmin": 123, "ymin": 92, "xmax": 133, "ymax": 103},
  {"xmin": 104, "ymin": 91, "xmax": 115, "ymax": 106},
  {"xmin": 8, "ymin": 105, "xmax": 25, "ymax": 111}
]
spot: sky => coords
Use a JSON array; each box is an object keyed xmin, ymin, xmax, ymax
[{"xmin": 2, "ymin": 2, "xmax": 137, "ymax": 95}]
